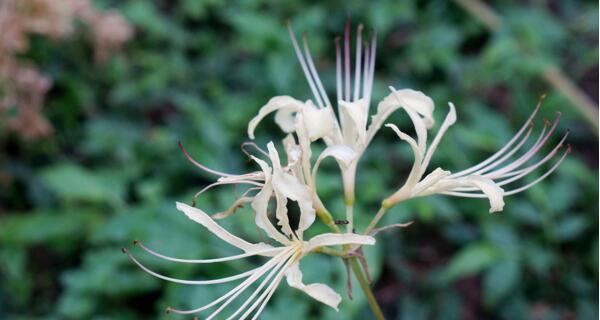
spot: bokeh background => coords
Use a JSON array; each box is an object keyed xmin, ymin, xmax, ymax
[{"xmin": 1, "ymin": 1, "xmax": 598, "ymax": 319}]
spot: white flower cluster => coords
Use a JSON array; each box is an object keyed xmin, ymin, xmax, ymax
[{"xmin": 123, "ymin": 21, "xmax": 568, "ymax": 319}]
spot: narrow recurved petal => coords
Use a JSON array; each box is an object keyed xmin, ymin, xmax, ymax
[
  {"xmin": 247, "ymin": 96, "xmax": 304, "ymax": 139},
  {"xmin": 304, "ymin": 233, "xmax": 376, "ymax": 253},
  {"xmin": 176, "ymin": 202, "xmax": 272, "ymax": 252},
  {"xmin": 311, "ymin": 144, "xmax": 357, "ymax": 183},
  {"xmin": 285, "ymin": 262, "xmax": 342, "ymax": 310}
]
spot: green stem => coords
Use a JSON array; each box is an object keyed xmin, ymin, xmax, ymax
[
  {"xmin": 364, "ymin": 206, "xmax": 387, "ymax": 236},
  {"xmin": 350, "ymin": 257, "xmax": 385, "ymax": 320}
]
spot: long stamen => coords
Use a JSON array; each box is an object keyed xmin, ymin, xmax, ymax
[
  {"xmin": 344, "ymin": 18, "xmax": 351, "ymax": 102},
  {"xmin": 207, "ymin": 249, "xmax": 293, "ymax": 320},
  {"xmin": 241, "ymin": 142, "xmax": 269, "ymax": 158},
  {"xmin": 302, "ymin": 34, "xmax": 332, "ymax": 108},
  {"xmin": 286, "ymin": 21, "xmax": 324, "ymax": 108},
  {"xmin": 192, "ymin": 180, "xmax": 263, "ymax": 206},
  {"xmin": 442, "ymin": 145, "xmax": 570, "ymax": 198},
  {"xmin": 212, "ymin": 196, "xmax": 254, "ymax": 219},
  {"xmin": 362, "ymin": 41, "xmax": 370, "ymax": 99},
  {"xmin": 165, "ymin": 248, "xmax": 293, "ymax": 315},
  {"xmin": 123, "ymin": 248, "xmax": 262, "ymax": 285},
  {"xmin": 503, "ymin": 145, "xmax": 570, "ymax": 195},
  {"xmin": 486, "ymin": 113, "xmax": 561, "ymax": 179},
  {"xmin": 495, "ymin": 132, "xmax": 569, "ymax": 185},
  {"xmin": 452, "ymin": 131, "xmax": 569, "ymax": 192},
  {"xmin": 241, "ymin": 251, "xmax": 300, "ymax": 319},
  {"xmin": 335, "ymin": 37, "xmax": 342, "ymax": 103},
  {"xmin": 449, "ymin": 97, "xmax": 544, "ymax": 178},
  {"xmin": 178, "ymin": 141, "xmax": 235, "ymax": 177},
  {"xmin": 353, "ymin": 24, "xmax": 364, "ymax": 101},
  {"xmin": 471, "ymin": 122, "xmax": 536, "ymax": 176},
  {"xmin": 366, "ymin": 30, "xmax": 377, "ymax": 103},
  {"xmin": 223, "ymin": 249, "xmax": 296, "ymax": 320},
  {"xmin": 133, "ymin": 240, "xmax": 282, "ymax": 264}
]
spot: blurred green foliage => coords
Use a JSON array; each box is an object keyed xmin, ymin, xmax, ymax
[{"xmin": 0, "ymin": 0, "xmax": 597, "ymax": 319}]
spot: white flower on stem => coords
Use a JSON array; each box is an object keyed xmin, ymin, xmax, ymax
[
  {"xmin": 247, "ymin": 21, "xmax": 438, "ymax": 230},
  {"xmin": 123, "ymin": 141, "xmax": 375, "ymax": 318},
  {"xmin": 383, "ymin": 89, "xmax": 570, "ymax": 213}
]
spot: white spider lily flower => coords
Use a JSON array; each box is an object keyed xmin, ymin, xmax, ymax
[
  {"xmin": 383, "ymin": 89, "xmax": 570, "ymax": 213},
  {"xmin": 123, "ymin": 203, "xmax": 375, "ymax": 319},
  {"xmin": 247, "ymin": 21, "xmax": 439, "ymax": 230},
  {"xmin": 124, "ymin": 140, "xmax": 375, "ymax": 317}
]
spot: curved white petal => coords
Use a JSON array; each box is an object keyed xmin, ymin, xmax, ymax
[
  {"xmin": 248, "ymin": 96, "xmax": 304, "ymax": 139},
  {"xmin": 267, "ymin": 143, "xmax": 293, "ymax": 237},
  {"xmin": 461, "ymin": 176, "xmax": 505, "ymax": 213},
  {"xmin": 266, "ymin": 142, "xmax": 316, "ymax": 239},
  {"xmin": 302, "ymin": 101, "xmax": 336, "ymax": 141},
  {"xmin": 412, "ymin": 167, "xmax": 451, "ymax": 196},
  {"xmin": 176, "ymin": 202, "xmax": 273, "ymax": 252},
  {"xmin": 250, "ymin": 155, "xmax": 272, "ymax": 182},
  {"xmin": 274, "ymin": 107, "xmax": 298, "ymax": 133},
  {"xmin": 285, "ymin": 262, "xmax": 342, "ymax": 311},
  {"xmin": 421, "ymin": 103, "xmax": 457, "ymax": 174},
  {"xmin": 272, "ymin": 170, "xmax": 316, "ymax": 238},
  {"xmin": 250, "ymin": 185, "xmax": 293, "ymax": 246},
  {"xmin": 367, "ymin": 88, "xmax": 435, "ymax": 144},
  {"xmin": 295, "ymin": 113, "xmax": 314, "ymax": 186},
  {"xmin": 311, "ymin": 145, "xmax": 357, "ymax": 182},
  {"xmin": 339, "ymin": 98, "xmax": 369, "ymax": 146},
  {"xmin": 385, "ymin": 123, "xmax": 423, "ymax": 189},
  {"xmin": 391, "ymin": 88, "xmax": 435, "ymax": 128},
  {"xmin": 390, "ymin": 91, "xmax": 429, "ymax": 155},
  {"xmin": 438, "ymin": 176, "xmax": 505, "ymax": 213},
  {"xmin": 304, "ymin": 233, "xmax": 376, "ymax": 253},
  {"xmin": 283, "ymin": 135, "xmax": 302, "ymax": 166}
]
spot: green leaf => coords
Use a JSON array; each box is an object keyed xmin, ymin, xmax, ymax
[
  {"xmin": 551, "ymin": 215, "xmax": 588, "ymax": 242},
  {"xmin": 39, "ymin": 164, "xmax": 125, "ymax": 206},
  {"xmin": 0, "ymin": 210, "xmax": 102, "ymax": 246},
  {"xmin": 441, "ymin": 244, "xmax": 502, "ymax": 282},
  {"xmin": 483, "ymin": 258, "xmax": 521, "ymax": 307}
]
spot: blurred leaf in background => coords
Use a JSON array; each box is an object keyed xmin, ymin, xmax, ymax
[{"xmin": 0, "ymin": 0, "xmax": 597, "ymax": 319}]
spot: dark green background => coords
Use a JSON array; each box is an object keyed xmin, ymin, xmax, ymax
[{"xmin": 1, "ymin": 1, "xmax": 597, "ymax": 319}]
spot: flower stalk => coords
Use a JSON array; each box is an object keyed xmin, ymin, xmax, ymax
[{"xmin": 350, "ymin": 257, "xmax": 385, "ymax": 320}]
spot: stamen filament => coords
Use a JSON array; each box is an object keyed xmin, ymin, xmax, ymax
[
  {"xmin": 134, "ymin": 241, "xmax": 283, "ymax": 264},
  {"xmin": 441, "ymin": 145, "xmax": 569, "ymax": 197},
  {"xmin": 452, "ymin": 131, "xmax": 569, "ymax": 192},
  {"xmin": 192, "ymin": 180, "xmax": 264, "ymax": 206},
  {"xmin": 286, "ymin": 21, "xmax": 324, "ymax": 108},
  {"xmin": 353, "ymin": 24, "xmax": 364, "ymax": 101},
  {"xmin": 178, "ymin": 141, "xmax": 235, "ymax": 177},
  {"xmin": 123, "ymin": 248, "xmax": 260, "ymax": 285},
  {"xmin": 302, "ymin": 34, "xmax": 332, "ymax": 108},
  {"xmin": 344, "ymin": 18, "xmax": 351, "ymax": 102},
  {"xmin": 366, "ymin": 31, "xmax": 377, "ymax": 103},
  {"xmin": 242, "ymin": 251, "xmax": 300, "ymax": 319},
  {"xmin": 503, "ymin": 146, "xmax": 570, "ymax": 195},
  {"xmin": 224, "ymin": 249, "xmax": 297, "ymax": 320},
  {"xmin": 166, "ymin": 247, "xmax": 294, "ymax": 315},
  {"xmin": 486, "ymin": 113, "xmax": 560, "ymax": 179},
  {"xmin": 449, "ymin": 100, "xmax": 542, "ymax": 178},
  {"xmin": 362, "ymin": 41, "xmax": 370, "ymax": 99},
  {"xmin": 471, "ymin": 123, "xmax": 536, "ymax": 177},
  {"xmin": 335, "ymin": 37, "xmax": 342, "ymax": 103}
]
